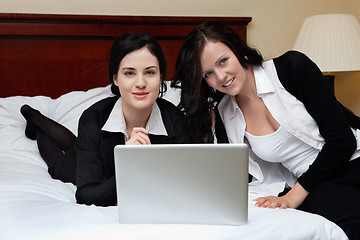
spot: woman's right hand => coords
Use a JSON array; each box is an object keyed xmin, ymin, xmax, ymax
[
  {"xmin": 254, "ymin": 182, "xmax": 309, "ymax": 209},
  {"xmin": 126, "ymin": 127, "xmax": 151, "ymax": 145}
]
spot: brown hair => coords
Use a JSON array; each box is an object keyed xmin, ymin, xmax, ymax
[{"xmin": 173, "ymin": 21, "xmax": 263, "ymax": 142}]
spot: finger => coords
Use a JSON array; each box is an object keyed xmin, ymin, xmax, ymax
[
  {"xmin": 126, "ymin": 133, "xmax": 151, "ymax": 145},
  {"xmin": 259, "ymin": 200, "xmax": 270, "ymax": 208},
  {"xmin": 125, "ymin": 138, "xmax": 139, "ymax": 145},
  {"xmin": 131, "ymin": 127, "xmax": 149, "ymax": 136},
  {"xmin": 254, "ymin": 198, "xmax": 266, "ymax": 207},
  {"xmin": 265, "ymin": 200, "xmax": 278, "ymax": 208},
  {"xmin": 280, "ymin": 202, "xmax": 288, "ymax": 209},
  {"xmin": 262, "ymin": 200, "xmax": 271, "ymax": 208},
  {"xmin": 270, "ymin": 201, "xmax": 280, "ymax": 208},
  {"xmin": 136, "ymin": 135, "xmax": 149, "ymax": 145},
  {"xmin": 136, "ymin": 132, "xmax": 151, "ymax": 145},
  {"xmin": 126, "ymin": 134, "xmax": 146, "ymax": 145},
  {"xmin": 255, "ymin": 197, "xmax": 267, "ymax": 204}
]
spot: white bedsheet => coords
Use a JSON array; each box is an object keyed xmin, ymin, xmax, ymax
[{"xmin": 0, "ymin": 85, "xmax": 348, "ymax": 240}]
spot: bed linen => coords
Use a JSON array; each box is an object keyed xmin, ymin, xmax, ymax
[{"xmin": 0, "ymin": 85, "xmax": 348, "ymax": 240}]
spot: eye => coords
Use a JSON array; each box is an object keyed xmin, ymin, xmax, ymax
[
  {"xmin": 123, "ymin": 71, "xmax": 135, "ymax": 77},
  {"xmin": 146, "ymin": 70, "xmax": 156, "ymax": 75},
  {"xmin": 204, "ymin": 71, "xmax": 213, "ymax": 79},
  {"xmin": 220, "ymin": 58, "xmax": 228, "ymax": 66}
]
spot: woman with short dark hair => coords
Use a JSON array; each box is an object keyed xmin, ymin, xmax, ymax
[{"xmin": 21, "ymin": 32, "xmax": 190, "ymax": 207}]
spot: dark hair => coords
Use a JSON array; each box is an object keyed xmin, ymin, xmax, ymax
[
  {"xmin": 108, "ymin": 32, "xmax": 167, "ymax": 96},
  {"xmin": 174, "ymin": 21, "xmax": 263, "ymax": 143}
]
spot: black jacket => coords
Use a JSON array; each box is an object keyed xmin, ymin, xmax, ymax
[{"xmin": 75, "ymin": 97, "xmax": 190, "ymax": 206}]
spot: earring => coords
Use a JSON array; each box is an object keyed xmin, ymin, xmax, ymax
[{"xmin": 244, "ymin": 56, "xmax": 248, "ymax": 60}]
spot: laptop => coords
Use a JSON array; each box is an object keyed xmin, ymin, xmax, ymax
[{"xmin": 114, "ymin": 143, "xmax": 249, "ymax": 225}]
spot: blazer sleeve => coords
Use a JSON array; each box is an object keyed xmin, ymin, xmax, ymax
[
  {"xmin": 273, "ymin": 51, "xmax": 357, "ymax": 192},
  {"xmin": 75, "ymin": 107, "xmax": 117, "ymax": 206}
]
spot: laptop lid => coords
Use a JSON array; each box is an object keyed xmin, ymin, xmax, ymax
[{"xmin": 114, "ymin": 143, "xmax": 249, "ymax": 225}]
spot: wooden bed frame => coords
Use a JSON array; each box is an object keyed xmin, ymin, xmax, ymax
[{"xmin": 0, "ymin": 13, "xmax": 251, "ymax": 98}]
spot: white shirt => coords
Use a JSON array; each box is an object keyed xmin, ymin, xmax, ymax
[
  {"xmin": 245, "ymin": 126, "xmax": 319, "ymax": 178},
  {"xmin": 218, "ymin": 59, "xmax": 360, "ymax": 195},
  {"xmin": 101, "ymin": 98, "xmax": 168, "ymax": 141}
]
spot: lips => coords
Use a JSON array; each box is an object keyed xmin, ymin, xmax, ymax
[
  {"xmin": 223, "ymin": 78, "xmax": 234, "ymax": 88},
  {"xmin": 133, "ymin": 92, "xmax": 148, "ymax": 99}
]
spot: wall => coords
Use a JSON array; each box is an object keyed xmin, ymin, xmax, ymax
[
  {"xmin": 0, "ymin": 0, "xmax": 342, "ymax": 59},
  {"xmin": 334, "ymin": 0, "xmax": 360, "ymax": 114},
  {"xmin": 1, "ymin": 0, "xmax": 360, "ymax": 113}
]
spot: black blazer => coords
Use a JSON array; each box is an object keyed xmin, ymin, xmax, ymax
[{"xmin": 75, "ymin": 96, "xmax": 190, "ymax": 206}]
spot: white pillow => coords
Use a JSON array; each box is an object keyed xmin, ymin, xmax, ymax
[
  {"xmin": 0, "ymin": 83, "xmax": 182, "ymax": 151},
  {"xmin": 51, "ymin": 85, "xmax": 114, "ymax": 135},
  {"xmin": 0, "ymin": 85, "xmax": 113, "ymax": 151},
  {"xmin": 0, "ymin": 95, "xmax": 52, "ymax": 151}
]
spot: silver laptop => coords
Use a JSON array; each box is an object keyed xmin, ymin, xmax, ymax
[{"xmin": 114, "ymin": 143, "xmax": 249, "ymax": 225}]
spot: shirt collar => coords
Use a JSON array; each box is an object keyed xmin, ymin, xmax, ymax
[
  {"xmin": 253, "ymin": 64, "xmax": 275, "ymax": 95},
  {"xmin": 101, "ymin": 98, "xmax": 168, "ymax": 138},
  {"xmin": 218, "ymin": 63, "xmax": 276, "ymax": 118},
  {"xmin": 218, "ymin": 94, "xmax": 240, "ymax": 119}
]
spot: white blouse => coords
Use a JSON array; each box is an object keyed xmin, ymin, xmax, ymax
[
  {"xmin": 218, "ymin": 60, "xmax": 360, "ymax": 194},
  {"xmin": 245, "ymin": 126, "xmax": 319, "ymax": 178}
]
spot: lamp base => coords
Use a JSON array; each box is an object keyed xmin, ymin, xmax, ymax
[{"xmin": 323, "ymin": 75, "xmax": 335, "ymax": 93}]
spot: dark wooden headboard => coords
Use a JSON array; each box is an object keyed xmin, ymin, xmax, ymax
[{"xmin": 0, "ymin": 14, "xmax": 251, "ymax": 98}]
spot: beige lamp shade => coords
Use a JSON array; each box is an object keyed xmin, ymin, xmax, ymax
[{"xmin": 293, "ymin": 14, "xmax": 360, "ymax": 73}]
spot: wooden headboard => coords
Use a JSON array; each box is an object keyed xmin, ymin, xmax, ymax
[{"xmin": 0, "ymin": 14, "xmax": 251, "ymax": 98}]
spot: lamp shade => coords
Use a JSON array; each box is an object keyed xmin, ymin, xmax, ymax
[{"xmin": 293, "ymin": 14, "xmax": 360, "ymax": 72}]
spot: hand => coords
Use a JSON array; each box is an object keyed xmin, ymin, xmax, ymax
[
  {"xmin": 254, "ymin": 182, "xmax": 309, "ymax": 209},
  {"xmin": 254, "ymin": 195, "xmax": 296, "ymax": 209},
  {"xmin": 126, "ymin": 127, "xmax": 151, "ymax": 145}
]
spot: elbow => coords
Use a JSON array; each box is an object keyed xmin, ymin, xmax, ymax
[
  {"xmin": 338, "ymin": 131, "xmax": 357, "ymax": 158},
  {"xmin": 75, "ymin": 187, "xmax": 117, "ymax": 207},
  {"xmin": 75, "ymin": 189, "xmax": 93, "ymax": 206}
]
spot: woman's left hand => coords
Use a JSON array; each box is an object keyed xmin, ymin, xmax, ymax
[{"xmin": 254, "ymin": 182, "xmax": 309, "ymax": 209}]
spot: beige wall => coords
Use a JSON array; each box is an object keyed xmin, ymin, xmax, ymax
[
  {"xmin": 1, "ymin": 0, "xmax": 360, "ymax": 113},
  {"xmin": 335, "ymin": 0, "xmax": 360, "ymax": 114}
]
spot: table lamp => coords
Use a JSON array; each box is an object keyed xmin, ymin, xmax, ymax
[{"xmin": 293, "ymin": 14, "xmax": 360, "ymax": 93}]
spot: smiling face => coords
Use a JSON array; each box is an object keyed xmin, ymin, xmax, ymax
[
  {"xmin": 200, "ymin": 41, "xmax": 249, "ymax": 97},
  {"xmin": 113, "ymin": 46, "xmax": 161, "ymax": 113}
]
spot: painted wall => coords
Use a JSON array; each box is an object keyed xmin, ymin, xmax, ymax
[
  {"xmin": 335, "ymin": 0, "xmax": 360, "ymax": 115},
  {"xmin": 1, "ymin": 0, "xmax": 360, "ymax": 113}
]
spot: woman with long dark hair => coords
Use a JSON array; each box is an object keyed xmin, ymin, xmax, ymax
[{"xmin": 175, "ymin": 21, "xmax": 360, "ymax": 239}]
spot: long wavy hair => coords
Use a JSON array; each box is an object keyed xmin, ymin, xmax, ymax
[{"xmin": 173, "ymin": 21, "xmax": 263, "ymax": 143}]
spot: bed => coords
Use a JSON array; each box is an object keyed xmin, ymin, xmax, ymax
[{"xmin": 0, "ymin": 13, "xmax": 348, "ymax": 240}]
